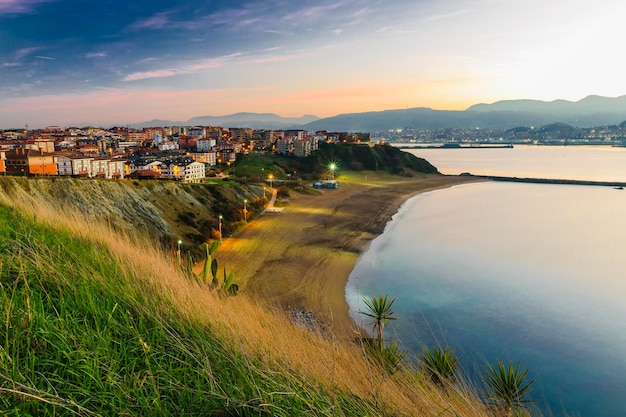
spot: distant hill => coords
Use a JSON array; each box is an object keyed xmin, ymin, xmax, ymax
[
  {"xmin": 127, "ymin": 95, "xmax": 626, "ymax": 132},
  {"xmin": 301, "ymin": 95, "xmax": 626, "ymax": 131},
  {"xmin": 301, "ymin": 107, "xmax": 550, "ymax": 131},
  {"xmin": 132, "ymin": 113, "xmax": 319, "ymax": 129}
]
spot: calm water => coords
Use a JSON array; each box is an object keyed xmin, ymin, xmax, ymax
[
  {"xmin": 346, "ymin": 146, "xmax": 626, "ymax": 417},
  {"xmin": 406, "ymin": 144, "xmax": 626, "ymax": 182}
]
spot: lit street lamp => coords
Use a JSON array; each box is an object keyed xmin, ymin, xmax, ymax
[
  {"xmin": 219, "ymin": 215, "xmax": 223, "ymax": 242},
  {"xmin": 328, "ymin": 162, "xmax": 337, "ymax": 179},
  {"xmin": 177, "ymin": 239, "xmax": 182, "ymax": 264},
  {"xmin": 268, "ymin": 173, "xmax": 274, "ymax": 190},
  {"xmin": 243, "ymin": 199, "xmax": 248, "ymax": 223}
]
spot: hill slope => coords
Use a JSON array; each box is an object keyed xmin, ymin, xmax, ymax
[{"xmin": 0, "ymin": 181, "xmax": 492, "ymax": 416}]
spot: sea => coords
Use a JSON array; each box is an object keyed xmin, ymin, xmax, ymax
[{"xmin": 346, "ymin": 145, "xmax": 626, "ymax": 417}]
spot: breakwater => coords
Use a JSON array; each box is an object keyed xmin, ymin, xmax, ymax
[{"xmin": 473, "ymin": 174, "xmax": 626, "ymax": 188}]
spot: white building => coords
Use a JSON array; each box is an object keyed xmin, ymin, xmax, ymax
[
  {"xmin": 161, "ymin": 158, "xmax": 205, "ymax": 183},
  {"xmin": 157, "ymin": 141, "xmax": 179, "ymax": 151},
  {"xmin": 57, "ymin": 155, "xmax": 125, "ymax": 179},
  {"xmin": 196, "ymin": 138, "xmax": 216, "ymax": 152},
  {"xmin": 57, "ymin": 155, "xmax": 94, "ymax": 177}
]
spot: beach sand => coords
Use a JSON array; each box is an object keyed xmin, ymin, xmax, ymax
[{"xmin": 214, "ymin": 173, "xmax": 480, "ymax": 339}]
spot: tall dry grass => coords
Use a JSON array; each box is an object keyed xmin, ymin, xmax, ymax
[{"xmin": 3, "ymin": 189, "xmax": 493, "ymax": 416}]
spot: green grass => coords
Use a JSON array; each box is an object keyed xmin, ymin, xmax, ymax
[
  {"xmin": 0, "ymin": 205, "xmax": 383, "ymax": 416},
  {"xmin": 0, "ymin": 189, "xmax": 502, "ymax": 417}
]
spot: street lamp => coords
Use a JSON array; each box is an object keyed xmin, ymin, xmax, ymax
[
  {"xmin": 243, "ymin": 199, "xmax": 248, "ymax": 223},
  {"xmin": 177, "ymin": 239, "xmax": 182, "ymax": 264},
  {"xmin": 328, "ymin": 162, "xmax": 337, "ymax": 179},
  {"xmin": 218, "ymin": 215, "xmax": 223, "ymax": 242},
  {"xmin": 268, "ymin": 173, "xmax": 274, "ymax": 190}
]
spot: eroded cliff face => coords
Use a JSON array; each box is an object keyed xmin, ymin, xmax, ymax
[{"xmin": 0, "ymin": 177, "xmax": 264, "ymax": 251}]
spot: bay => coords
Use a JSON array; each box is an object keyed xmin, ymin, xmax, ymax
[{"xmin": 346, "ymin": 145, "xmax": 626, "ymax": 417}]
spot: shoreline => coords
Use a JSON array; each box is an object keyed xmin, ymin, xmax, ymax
[{"xmin": 214, "ymin": 173, "xmax": 482, "ymax": 339}]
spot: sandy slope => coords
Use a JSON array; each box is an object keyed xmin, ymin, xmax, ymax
[{"xmin": 214, "ymin": 173, "xmax": 481, "ymax": 339}]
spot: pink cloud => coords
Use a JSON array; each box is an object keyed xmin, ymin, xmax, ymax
[
  {"xmin": 252, "ymin": 54, "xmax": 300, "ymax": 64},
  {"xmin": 122, "ymin": 69, "xmax": 177, "ymax": 81}
]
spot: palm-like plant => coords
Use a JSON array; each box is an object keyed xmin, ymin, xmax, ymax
[
  {"xmin": 420, "ymin": 346, "xmax": 459, "ymax": 386},
  {"xmin": 483, "ymin": 360, "xmax": 536, "ymax": 416},
  {"xmin": 360, "ymin": 294, "xmax": 396, "ymax": 350}
]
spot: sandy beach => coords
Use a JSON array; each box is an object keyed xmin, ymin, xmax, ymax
[{"xmin": 214, "ymin": 173, "xmax": 481, "ymax": 339}]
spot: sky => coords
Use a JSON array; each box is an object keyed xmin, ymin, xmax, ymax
[{"xmin": 1, "ymin": 0, "xmax": 626, "ymax": 128}]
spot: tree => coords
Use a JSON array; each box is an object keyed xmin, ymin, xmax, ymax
[
  {"xmin": 483, "ymin": 360, "xmax": 536, "ymax": 416},
  {"xmin": 360, "ymin": 294, "xmax": 397, "ymax": 351}
]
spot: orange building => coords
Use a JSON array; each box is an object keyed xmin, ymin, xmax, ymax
[{"xmin": 5, "ymin": 148, "xmax": 58, "ymax": 176}]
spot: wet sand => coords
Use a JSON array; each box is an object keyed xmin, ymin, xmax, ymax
[{"xmin": 214, "ymin": 173, "xmax": 481, "ymax": 339}]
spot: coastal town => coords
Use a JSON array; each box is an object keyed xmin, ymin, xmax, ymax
[
  {"xmin": 0, "ymin": 126, "xmax": 371, "ymax": 182},
  {"xmin": 380, "ymin": 122, "xmax": 626, "ymax": 145}
]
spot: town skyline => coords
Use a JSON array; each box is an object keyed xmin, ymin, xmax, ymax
[{"xmin": 2, "ymin": 0, "xmax": 626, "ymax": 128}]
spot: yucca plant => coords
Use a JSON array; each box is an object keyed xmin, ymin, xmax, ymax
[
  {"xmin": 185, "ymin": 241, "xmax": 238, "ymax": 296},
  {"xmin": 483, "ymin": 360, "xmax": 536, "ymax": 416},
  {"xmin": 360, "ymin": 294, "xmax": 397, "ymax": 351},
  {"xmin": 420, "ymin": 346, "xmax": 459, "ymax": 387},
  {"xmin": 376, "ymin": 341, "xmax": 407, "ymax": 374}
]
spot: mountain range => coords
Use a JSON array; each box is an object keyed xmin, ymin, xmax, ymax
[{"xmin": 130, "ymin": 95, "xmax": 626, "ymax": 132}]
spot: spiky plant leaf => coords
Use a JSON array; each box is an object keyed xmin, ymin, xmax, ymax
[
  {"xmin": 209, "ymin": 239, "xmax": 220, "ymax": 255},
  {"xmin": 420, "ymin": 346, "xmax": 459, "ymax": 386},
  {"xmin": 198, "ymin": 243, "xmax": 212, "ymax": 283},
  {"xmin": 483, "ymin": 360, "xmax": 536, "ymax": 416}
]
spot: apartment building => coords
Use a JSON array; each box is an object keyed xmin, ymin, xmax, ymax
[{"xmin": 5, "ymin": 148, "xmax": 58, "ymax": 175}]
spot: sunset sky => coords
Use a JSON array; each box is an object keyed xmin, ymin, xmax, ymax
[{"xmin": 1, "ymin": 0, "xmax": 625, "ymax": 128}]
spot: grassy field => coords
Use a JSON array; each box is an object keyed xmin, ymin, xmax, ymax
[{"xmin": 0, "ymin": 189, "xmax": 496, "ymax": 416}]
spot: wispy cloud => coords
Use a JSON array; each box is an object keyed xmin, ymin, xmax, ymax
[
  {"xmin": 122, "ymin": 56, "xmax": 227, "ymax": 81},
  {"xmin": 422, "ymin": 9, "xmax": 471, "ymax": 22},
  {"xmin": 128, "ymin": 11, "xmax": 170, "ymax": 30},
  {"xmin": 252, "ymin": 54, "xmax": 300, "ymax": 64},
  {"xmin": 122, "ymin": 69, "xmax": 177, "ymax": 81},
  {"xmin": 0, "ymin": 0, "xmax": 51, "ymax": 15},
  {"xmin": 86, "ymin": 52, "xmax": 107, "ymax": 58},
  {"xmin": 2, "ymin": 46, "xmax": 46, "ymax": 66},
  {"xmin": 35, "ymin": 55, "xmax": 55, "ymax": 60},
  {"xmin": 14, "ymin": 46, "xmax": 43, "ymax": 60}
]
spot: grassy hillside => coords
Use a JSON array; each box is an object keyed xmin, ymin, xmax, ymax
[
  {"xmin": 234, "ymin": 143, "xmax": 438, "ymax": 182},
  {"xmin": 0, "ymin": 195, "xmax": 493, "ymax": 416},
  {"xmin": 0, "ymin": 176, "xmax": 268, "ymax": 260}
]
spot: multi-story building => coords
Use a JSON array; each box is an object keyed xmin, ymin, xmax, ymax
[
  {"xmin": 5, "ymin": 148, "xmax": 58, "ymax": 175},
  {"xmin": 276, "ymin": 137, "xmax": 293, "ymax": 155},
  {"xmin": 230, "ymin": 128, "xmax": 253, "ymax": 143},
  {"xmin": 160, "ymin": 158, "xmax": 205, "ymax": 183},
  {"xmin": 57, "ymin": 155, "xmax": 125, "ymax": 179},
  {"xmin": 157, "ymin": 141, "xmax": 179, "ymax": 151},
  {"xmin": 190, "ymin": 151, "xmax": 217, "ymax": 166},
  {"xmin": 91, "ymin": 157, "xmax": 126, "ymax": 179},
  {"xmin": 294, "ymin": 139, "xmax": 311, "ymax": 157},
  {"xmin": 196, "ymin": 138, "xmax": 216, "ymax": 152},
  {"xmin": 57, "ymin": 155, "xmax": 93, "ymax": 176}
]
